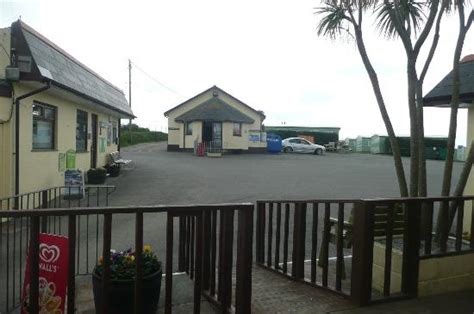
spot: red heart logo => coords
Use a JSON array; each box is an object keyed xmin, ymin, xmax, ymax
[{"xmin": 39, "ymin": 244, "xmax": 60, "ymax": 263}]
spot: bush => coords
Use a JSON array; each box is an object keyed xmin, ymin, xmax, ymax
[{"xmin": 120, "ymin": 129, "xmax": 168, "ymax": 147}]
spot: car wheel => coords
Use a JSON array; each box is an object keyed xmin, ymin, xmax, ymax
[
  {"xmin": 314, "ymin": 148, "xmax": 323, "ymax": 155},
  {"xmin": 283, "ymin": 147, "xmax": 293, "ymax": 153}
]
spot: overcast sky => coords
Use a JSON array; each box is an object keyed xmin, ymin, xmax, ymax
[{"xmin": 1, "ymin": 1, "xmax": 473, "ymax": 144}]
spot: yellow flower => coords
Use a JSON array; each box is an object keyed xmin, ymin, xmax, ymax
[
  {"xmin": 131, "ymin": 255, "xmax": 135, "ymax": 261},
  {"xmin": 143, "ymin": 245, "xmax": 152, "ymax": 253}
]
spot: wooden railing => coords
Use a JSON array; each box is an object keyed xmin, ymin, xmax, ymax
[
  {"xmin": 256, "ymin": 196, "xmax": 474, "ymax": 306},
  {"xmin": 256, "ymin": 199, "xmax": 358, "ymax": 297},
  {"xmin": 0, "ymin": 186, "xmax": 115, "ymax": 312},
  {"xmin": 0, "ymin": 203, "xmax": 253, "ymax": 314}
]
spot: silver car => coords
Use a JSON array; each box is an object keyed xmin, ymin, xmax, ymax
[{"xmin": 282, "ymin": 137, "xmax": 326, "ymax": 155}]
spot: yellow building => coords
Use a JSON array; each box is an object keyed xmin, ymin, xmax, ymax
[
  {"xmin": 164, "ymin": 86, "xmax": 267, "ymax": 153},
  {"xmin": 0, "ymin": 20, "xmax": 134, "ymax": 199},
  {"xmin": 424, "ymin": 54, "xmax": 474, "ymax": 234}
]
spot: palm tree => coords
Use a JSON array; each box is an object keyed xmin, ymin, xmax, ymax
[{"xmin": 316, "ymin": 0, "xmax": 409, "ymax": 197}]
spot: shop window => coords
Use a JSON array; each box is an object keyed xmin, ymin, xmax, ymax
[
  {"xmin": 76, "ymin": 110, "xmax": 88, "ymax": 151},
  {"xmin": 32, "ymin": 102, "xmax": 56, "ymax": 150},
  {"xmin": 233, "ymin": 122, "xmax": 242, "ymax": 136},
  {"xmin": 186, "ymin": 122, "xmax": 192, "ymax": 135}
]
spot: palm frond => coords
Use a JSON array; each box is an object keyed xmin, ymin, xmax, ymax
[
  {"xmin": 376, "ymin": 1, "xmax": 428, "ymax": 38},
  {"xmin": 315, "ymin": 2, "xmax": 352, "ymax": 39}
]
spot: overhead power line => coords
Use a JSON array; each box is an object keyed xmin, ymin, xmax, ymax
[{"xmin": 130, "ymin": 61, "xmax": 183, "ymax": 97}]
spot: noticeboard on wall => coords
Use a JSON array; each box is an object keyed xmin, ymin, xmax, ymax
[
  {"xmin": 58, "ymin": 153, "xmax": 66, "ymax": 172},
  {"xmin": 66, "ymin": 149, "xmax": 76, "ymax": 169}
]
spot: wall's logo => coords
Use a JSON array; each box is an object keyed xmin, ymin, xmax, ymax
[{"xmin": 39, "ymin": 244, "xmax": 60, "ymax": 263}]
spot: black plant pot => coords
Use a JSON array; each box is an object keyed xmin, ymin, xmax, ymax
[
  {"xmin": 108, "ymin": 166, "xmax": 121, "ymax": 177},
  {"xmin": 87, "ymin": 169, "xmax": 107, "ymax": 184},
  {"xmin": 92, "ymin": 270, "xmax": 162, "ymax": 314}
]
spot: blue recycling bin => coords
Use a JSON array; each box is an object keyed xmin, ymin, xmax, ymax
[{"xmin": 266, "ymin": 133, "xmax": 282, "ymax": 154}]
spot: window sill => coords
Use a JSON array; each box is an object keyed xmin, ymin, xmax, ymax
[
  {"xmin": 31, "ymin": 149, "xmax": 57, "ymax": 152},
  {"xmin": 233, "ymin": 134, "xmax": 242, "ymax": 137},
  {"xmin": 76, "ymin": 150, "xmax": 89, "ymax": 153}
]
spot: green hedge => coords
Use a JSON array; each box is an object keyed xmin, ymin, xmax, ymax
[{"xmin": 120, "ymin": 129, "xmax": 168, "ymax": 147}]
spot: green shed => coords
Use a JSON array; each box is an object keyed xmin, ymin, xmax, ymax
[
  {"xmin": 370, "ymin": 135, "xmax": 390, "ymax": 154},
  {"xmin": 356, "ymin": 136, "xmax": 371, "ymax": 153}
]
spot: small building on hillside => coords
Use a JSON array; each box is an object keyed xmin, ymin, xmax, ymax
[
  {"xmin": 0, "ymin": 20, "xmax": 134, "ymax": 199},
  {"xmin": 164, "ymin": 86, "xmax": 266, "ymax": 153},
  {"xmin": 423, "ymin": 54, "xmax": 474, "ymax": 234},
  {"xmin": 265, "ymin": 126, "xmax": 340, "ymax": 145}
]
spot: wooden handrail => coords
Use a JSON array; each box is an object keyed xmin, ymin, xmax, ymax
[{"xmin": 0, "ymin": 203, "xmax": 253, "ymax": 217}]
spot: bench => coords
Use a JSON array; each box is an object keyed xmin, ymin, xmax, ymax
[
  {"xmin": 108, "ymin": 151, "xmax": 132, "ymax": 167},
  {"xmin": 318, "ymin": 203, "xmax": 405, "ymax": 277}
]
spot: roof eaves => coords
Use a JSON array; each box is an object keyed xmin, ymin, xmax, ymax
[{"xmin": 50, "ymin": 81, "xmax": 135, "ymax": 118}]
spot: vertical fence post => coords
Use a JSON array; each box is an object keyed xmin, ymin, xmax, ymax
[
  {"xmin": 402, "ymin": 200, "xmax": 421, "ymax": 298},
  {"xmin": 67, "ymin": 215, "xmax": 76, "ymax": 314},
  {"xmin": 255, "ymin": 202, "xmax": 265, "ymax": 264},
  {"xmin": 41, "ymin": 190, "xmax": 48, "ymax": 232},
  {"xmin": 220, "ymin": 209, "xmax": 234, "ymax": 311},
  {"xmin": 165, "ymin": 213, "xmax": 174, "ymax": 314},
  {"xmin": 194, "ymin": 212, "xmax": 203, "ymax": 314},
  {"xmin": 235, "ymin": 205, "xmax": 253, "ymax": 314},
  {"xmin": 292, "ymin": 202, "xmax": 306, "ymax": 280},
  {"xmin": 178, "ymin": 216, "xmax": 186, "ymax": 272},
  {"xmin": 102, "ymin": 214, "xmax": 112, "ymax": 314},
  {"xmin": 29, "ymin": 216, "xmax": 40, "ymax": 313},
  {"xmin": 351, "ymin": 201, "xmax": 374, "ymax": 306},
  {"xmin": 202, "ymin": 211, "xmax": 211, "ymax": 291},
  {"xmin": 134, "ymin": 212, "xmax": 144, "ymax": 314}
]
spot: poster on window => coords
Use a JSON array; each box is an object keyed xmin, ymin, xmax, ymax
[{"xmin": 21, "ymin": 233, "xmax": 69, "ymax": 314}]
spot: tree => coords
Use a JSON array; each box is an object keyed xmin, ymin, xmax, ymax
[
  {"xmin": 375, "ymin": 0, "xmax": 446, "ymax": 234},
  {"xmin": 436, "ymin": 1, "xmax": 473, "ymax": 242},
  {"xmin": 316, "ymin": 0, "xmax": 409, "ymax": 197},
  {"xmin": 316, "ymin": 0, "xmax": 474, "ymax": 246}
]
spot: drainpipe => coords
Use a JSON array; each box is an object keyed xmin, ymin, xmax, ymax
[{"xmin": 14, "ymin": 82, "xmax": 51, "ymax": 197}]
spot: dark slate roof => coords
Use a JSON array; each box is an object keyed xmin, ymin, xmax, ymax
[
  {"xmin": 14, "ymin": 21, "xmax": 134, "ymax": 118},
  {"xmin": 175, "ymin": 97, "xmax": 255, "ymax": 123},
  {"xmin": 164, "ymin": 85, "xmax": 265, "ymax": 119},
  {"xmin": 424, "ymin": 60, "xmax": 474, "ymax": 107}
]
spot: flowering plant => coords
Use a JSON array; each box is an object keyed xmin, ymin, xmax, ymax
[{"xmin": 94, "ymin": 245, "xmax": 162, "ymax": 281}]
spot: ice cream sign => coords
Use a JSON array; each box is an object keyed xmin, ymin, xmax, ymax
[{"xmin": 22, "ymin": 234, "xmax": 69, "ymax": 314}]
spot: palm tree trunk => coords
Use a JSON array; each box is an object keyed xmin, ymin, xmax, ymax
[
  {"xmin": 436, "ymin": 5, "xmax": 472, "ymax": 243},
  {"xmin": 446, "ymin": 141, "xmax": 474, "ymax": 230},
  {"xmin": 353, "ymin": 26, "xmax": 409, "ymax": 197},
  {"xmin": 407, "ymin": 59, "xmax": 420, "ymax": 197}
]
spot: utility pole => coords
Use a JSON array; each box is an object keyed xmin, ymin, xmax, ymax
[{"xmin": 128, "ymin": 59, "xmax": 132, "ymax": 144}]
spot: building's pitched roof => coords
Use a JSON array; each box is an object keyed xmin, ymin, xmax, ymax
[
  {"xmin": 424, "ymin": 59, "xmax": 474, "ymax": 107},
  {"xmin": 175, "ymin": 97, "xmax": 255, "ymax": 123},
  {"xmin": 164, "ymin": 85, "xmax": 265, "ymax": 119},
  {"xmin": 12, "ymin": 20, "xmax": 134, "ymax": 118}
]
